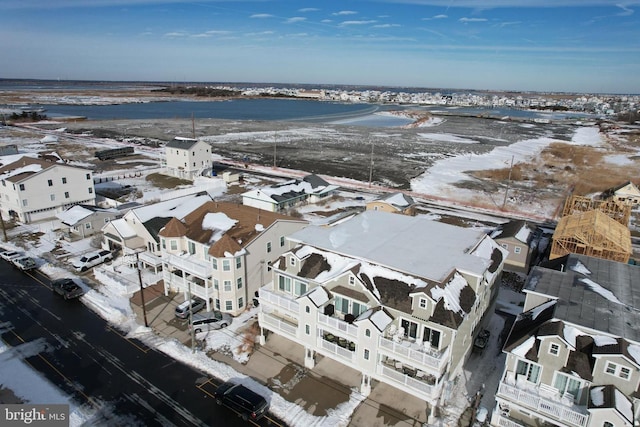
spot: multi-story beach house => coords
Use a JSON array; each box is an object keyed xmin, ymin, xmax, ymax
[
  {"xmin": 0, "ymin": 156, "xmax": 95, "ymax": 223},
  {"xmin": 257, "ymin": 211, "xmax": 506, "ymax": 421},
  {"xmin": 164, "ymin": 137, "xmax": 213, "ymax": 180},
  {"xmin": 159, "ymin": 201, "xmax": 308, "ymax": 316},
  {"xmin": 491, "ymin": 254, "xmax": 640, "ymax": 427}
]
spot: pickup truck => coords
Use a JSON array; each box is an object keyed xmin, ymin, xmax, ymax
[{"xmin": 12, "ymin": 256, "xmax": 37, "ymax": 271}]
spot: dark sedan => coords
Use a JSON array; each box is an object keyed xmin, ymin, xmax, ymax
[{"xmin": 52, "ymin": 278, "xmax": 84, "ymax": 300}]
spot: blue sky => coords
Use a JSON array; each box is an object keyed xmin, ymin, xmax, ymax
[{"xmin": 1, "ymin": 1, "xmax": 639, "ymax": 93}]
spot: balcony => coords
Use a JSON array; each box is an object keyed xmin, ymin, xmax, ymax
[
  {"xmin": 378, "ymin": 336, "xmax": 449, "ymax": 374},
  {"xmin": 164, "ymin": 272, "xmax": 209, "ymax": 297},
  {"xmin": 496, "ymin": 382, "xmax": 588, "ymax": 427},
  {"xmin": 377, "ymin": 363, "xmax": 442, "ymax": 401},
  {"xmin": 164, "ymin": 253, "xmax": 211, "ymax": 278},
  {"xmin": 318, "ymin": 337, "xmax": 355, "ymax": 364},
  {"xmin": 259, "ymin": 288, "xmax": 299, "ymax": 314},
  {"xmin": 318, "ymin": 312, "xmax": 358, "ymax": 339},
  {"xmin": 490, "ymin": 412, "xmax": 525, "ymax": 427},
  {"xmin": 259, "ymin": 312, "xmax": 298, "ymax": 340}
]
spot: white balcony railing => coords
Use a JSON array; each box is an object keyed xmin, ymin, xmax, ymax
[
  {"xmin": 378, "ymin": 336, "xmax": 449, "ymax": 373},
  {"xmin": 378, "ymin": 364, "xmax": 441, "ymax": 401},
  {"xmin": 164, "ymin": 273, "xmax": 208, "ymax": 296},
  {"xmin": 319, "ymin": 338, "xmax": 355, "ymax": 364},
  {"xmin": 491, "ymin": 412, "xmax": 525, "ymax": 427},
  {"xmin": 259, "ymin": 312, "xmax": 298, "ymax": 339},
  {"xmin": 317, "ymin": 313, "xmax": 358, "ymax": 338},
  {"xmin": 259, "ymin": 288, "xmax": 299, "ymax": 313},
  {"xmin": 164, "ymin": 253, "xmax": 211, "ymax": 278},
  {"xmin": 497, "ymin": 382, "xmax": 588, "ymax": 427}
]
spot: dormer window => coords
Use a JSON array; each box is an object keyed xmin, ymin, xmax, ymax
[
  {"xmin": 349, "ymin": 276, "xmax": 355, "ymax": 285},
  {"xmin": 549, "ymin": 343, "xmax": 559, "ymax": 356},
  {"xmin": 290, "ymin": 257, "xmax": 296, "ymax": 266},
  {"xmin": 419, "ymin": 298, "xmax": 427, "ymax": 309}
]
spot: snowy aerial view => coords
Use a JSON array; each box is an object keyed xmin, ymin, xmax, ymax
[{"xmin": 1, "ymin": 1, "xmax": 640, "ymax": 427}]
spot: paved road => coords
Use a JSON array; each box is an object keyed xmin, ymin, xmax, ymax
[{"xmin": 0, "ymin": 261, "xmax": 273, "ymax": 426}]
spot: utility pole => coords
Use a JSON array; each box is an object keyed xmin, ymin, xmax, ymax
[
  {"xmin": 191, "ymin": 113, "xmax": 196, "ymax": 139},
  {"xmin": 368, "ymin": 139, "xmax": 374, "ymax": 188},
  {"xmin": 188, "ymin": 280, "xmax": 195, "ymax": 353},
  {"xmin": 135, "ymin": 251, "xmax": 148, "ymax": 327},
  {"xmin": 502, "ymin": 155, "xmax": 515, "ymax": 210}
]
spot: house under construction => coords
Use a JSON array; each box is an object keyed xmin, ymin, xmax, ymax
[
  {"xmin": 550, "ymin": 209, "xmax": 632, "ymax": 263},
  {"xmin": 561, "ymin": 194, "xmax": 631, "ymax": 226}
]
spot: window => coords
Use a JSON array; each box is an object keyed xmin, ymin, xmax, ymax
[
  {"xmin": 305, "ymin": 324, "xmax": 310, "ymax": 335},
  {"xmin": 419, "ymin": 298, "xmax": 427, "ymax": 309},
  {"xmin": 605, "ymin": 362, "xmax": 617, "ymax": 375},
  {"xmin": 278, "ymin": 275, "xmax": 292, "ymax": 293},
  {"xmin": 225, "ymin": 300, "xmax": 232, "ymax": 311},
  {"xmin": 104, "ymin": 218, "xmax": 110, "ymax": 223},
  {"xmin": 401, "ymin": 319, "xmax": 418, "ymax": 340},
  {"xmin": 604, "ymin": 422, "xmax": 614, "ymax": 427},
  {"xmin": 335, "ymin": 296, "xmax": 367, "ymax": 317},
  {"xmin": 290, "ymin": 257, "xmax": 296, "ymax": 266},
  {"xmin": 88, "ymin": 187, "xmax": 93, "ymax": 194},
  {"xmin": 365, "ymin": 329, "xmax": 371, "ymax": 337},
  {"xmin": 22, "ymin": 199, "xmax": 27, "ymax": 206},
  {"xmin": 50, "ymin": 194, "xmax": 55, "ymax": 201},
  {"xmin": 280, "ymin": 236, "xmax": 285, "ymax": 247},
  {"xmin": 238, "ymin": 297, "xmax": 244, "ymax": 309},
  {"xmin": 86, "ymin": 173, "xmax": 90, "ymax": 180},
  {"xmin": 501, "ymin": 243, "xmax": 508, "ymax": 249},
  {"xmin": 48, "ymin": 179, "xmax": 53, "ymax": 187},
  {"xmin": 305, "ymin": 306, "xmax": 310, "ymax": 313},
  {"xmin": 266, "ymin": 242, "xmax": 272, "ymax": 253},
  {"xmin": 62, "ymin": 177, "xmax": 67, "ymax": 184},
  {"xmin": 212, "ymin": 258, "xmax": 218, "ymax": 270},
  {"xmin": 294, "ymin": 280, "xmax": 307, "ymax": 296},
  {"xmin": 349, "ymin": 276, "xmax": 355, "ymax": 285},
  {"xmin": 235, "ymin": 257, "xmax": 242, "ymax": 269},
  {"xmin": 64, "ymin": 191, "xmax": 69, "ymax": 199},
  {"xmin": 549, "ymin": 343, "xmax": 560, "ymax": 356},
  {"xmin": 422, "ymin": 326, "xmax": 441, "ymax": 348},
  {"xmin": 516, "ymin": 359, "xmax": 541, "ymax": 384},
  {"xmin": 364, "ymin": 349, "xmax": 370, "ymax": 360},
  {"xmin": 170, "ymin": 240, "xmax": 177, "ymax": 250},
  {"xmin": 224, "ymin": 280, "xmax": 232, "ymax": 292},
  {"xmin": 214, "ymin": 279, "xmax": 219, "ymax": 290},
  {"xmin": 215, "ymin": 299, "xmax": 220, "ymax": 309},
  {"xmin": 222, "ymin": 260, "xmax": 230, "ymax": 271},
  {"xmin": 85, "ymin": 223, "xmax": 91, "ymax": 229},
  {"xmin": 19, "ymin": 184, "xmax": 25, "ymax": 191},
  {"xmin": 161, "ymin": 239, "xmax": 166, "ymax": 249},
  {"xmin": 514, "ymin": 246, "xmax": 522, "ymax": 254},
  {"xmin": 620, "ymin": 367, "xmax": 631, "ymax": 380},
  {"xmin": 188, "ymin": 241, "xmax": 196, "ymax": 255},
  {"xmin": 553, "ymin": 372, "xmax": 582, "ymax": 401},
  {"xmin": 236, "ymin": 277, "xmax": 243, "ymax": 289}
]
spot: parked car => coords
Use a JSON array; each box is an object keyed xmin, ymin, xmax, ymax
[
  {"xmin": 51, "ymin": 278, "xmax": 84, "ymax": 300},
  {"xmin": 0, "ymin": 250, "xmax": 24, "ymax": 262},
  {"xmin": 189, "ymin": 310, "xmax": 232, "ymax": 333},
  {"xmin": 12, "ymin": 256, "xmax": 37, "ymax": 271},
  {"xmin": 175, "ymin": 297, "xmax": 206, "ymax": 319},
  {"xmin": 72, "ymin": 249, "xmax": 112, "ymax": 272},
  {"xmin": 213, "ymin": 381, "xmax": 269, "ymax": 421}
]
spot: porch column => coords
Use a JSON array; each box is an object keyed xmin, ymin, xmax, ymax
[
  {"xmin": 304, "ymin": 347, "xmax": 315, "ymax": 369},
  {"xmin": 427, "ymin": 404, "xmax": 437, "ymax": 425},
  {"xmin": 258, "ymin": 326, "xmax": 266, "ymax": 345},
  {"xmin": 360, "ymin": 373, "xmax": 371, "ymax": 396}
]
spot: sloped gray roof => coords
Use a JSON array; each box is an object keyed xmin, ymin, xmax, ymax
[
  {"xmin": 524, "ymin": 254, "xmax": 640, "ymax": 342},
  {"xmin": 166, "ymin": 138, "xmax": 199, "ymax": 149}
]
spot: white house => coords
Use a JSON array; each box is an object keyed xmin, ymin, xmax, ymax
[
  {"xmin": 101, "ymin": 193, "xmax": 214, "ymax": 266},
  {"xmin": 57, "ymin": 204, "xmax": 119, "ymax": 240},
  {"xmin": 257, "ymin": 211, "xmax": 506, "ymax": 421},
  {"xmin": 491, "ymin": 254, "xmax": 640, "ymax": 427},
  {"xmin": 164, "ymin": 137, "xmax": 213, "ymax": 180},
  {"xmin": 242, "ymin": 174, "xmax": 338, "ymax": 213},
  {"xmin": 158, "ymin": 201, "xmax": 308, "ymax": 316},
  {"xmin": 601, "ymin": 181, "xmax": 640, "ymax": 207},
  {"xmin": 0, "ymin": 156, "xmax": 95, "ymax": 223}
]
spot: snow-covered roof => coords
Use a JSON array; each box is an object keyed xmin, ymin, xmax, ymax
[
  {"xmin": 355, "ymin": 308, "xmax": 393, "ymax": 332},
  {"xmin": 300, "ymin": 286, "xmax": 330, "ymax": 308},
  {"xmin": 242, "ymin": 175, "xmax": 338, "ymax": 204},
  {"xmin": 132, "ymin": 193, "xmax": 212, "ymax": 223},
  {"xmin": 56, "ymin": 205, "xmax": 117, "ymax": 226},
  {"xmin": 108, "ymin": 218, "xmax": 137, "ymax": 239},
  {"xmin": 288, "ymin": 210, "xmax": 493, "ymax": 282},
  {"xmin": 375, "ymin": 192, "xmax": 414, "ymax": 209}
]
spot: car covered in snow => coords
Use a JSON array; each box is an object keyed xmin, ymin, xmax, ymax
[{"xmin": 11, "ymin": 256, "xmax": 37, "ymax": 271}]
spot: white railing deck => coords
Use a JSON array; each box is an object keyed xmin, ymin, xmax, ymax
[
  {"xmin": 491, "ymin": 412, "xmax": 525, "ymax": 427},
  {"xmin": 259, "ymin": 312, "xmax": 298, "ymax": 339},
  {"xmin": 319, "ymin": 338, "xmax": 355, "ymax": 364},
  {"xmin": 258, "ymin": 288, "xmax": 300, "ymax": 313},
  {"xmin": 378, "ymin": 364, "xmax": 440, "ymax": 401},
  {"xmin": 378, "ymin": 336, "xmax": 449, "ymax": 373},
  {"xmin": 165, "ymin": 253, "xmax": 211, "ymax": 278},
  {"xmin": 497, "ymin": 382, "xmax": 588, "ymax": 427},
  {"xmin": 317, "ymin": 313, "xmax": 358, "ymax": 338}
]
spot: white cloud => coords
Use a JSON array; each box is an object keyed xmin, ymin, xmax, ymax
[
  {"xmin": 163, "ymin": 31, "xmax": 187, "ymax": 37},
  {"xmin": 459, "ymin": 17, "xmax": 488, "ymax": 22},
  {"xmin": 250, "ymin": 13, "xmax": 273, "ymax": 19},
  {"xmin": 373, "ymin": 23, "xmax": 401, "ymax": 28},
  {"xmin": 298, "ymin": 7, "xmax": 320, "ymax": 13},
  {"xmin": 616, "ymin": 4, "xmax": 634, "ymax": 16},
  {"xmin": 286, "ymin": 17, "xmax": 307, "ymax": 23},
  {"xmin": 245, "ymin": 30, "xmax": 275, "ymax": 36},
  {"xmin": 341, "ymin": 20, "xmax": 377, "ymax": 26},
  {"xmin": 423, "ymin": 14, "xmax": 448, "ymax": 20},
  {"xmin": 333, "ymin": 10, "xmax": 358, "ymax": 16}
]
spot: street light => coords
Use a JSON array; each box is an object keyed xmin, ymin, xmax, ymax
[{"xmin": 133, "ymin": 249, "xmax": 149, "ymax": 328}]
